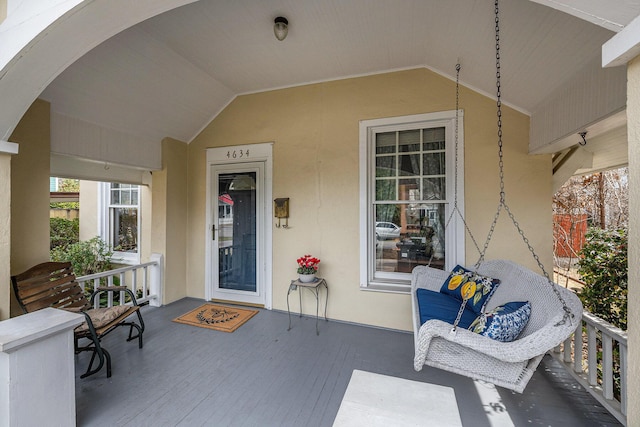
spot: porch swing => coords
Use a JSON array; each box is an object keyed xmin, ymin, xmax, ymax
[{"xmin": 410, "ymin": 0, "xmax": 582, "ymax": 393}]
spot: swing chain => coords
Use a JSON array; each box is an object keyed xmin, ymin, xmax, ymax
[
  {"xmin": 451, "ymin": 294, "xmax": 471, "ymax": 333},
  {"xmin": 446, "ymin": 63, "xmax": 483, "ymax": 257},
  {"xmin": 478, "ymin": 0, "xmax": 574, "ymax": 322},
  {"xmin": 495, "ymin": 0, "xmax": 505, "ymax": 202},
  {"xmin": 454, "ymin": 63, "xmax": 460, "ymax": 209}
]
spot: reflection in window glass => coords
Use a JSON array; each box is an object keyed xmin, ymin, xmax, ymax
[
  {"xmin": 108, "ymin": 184, "xmax": 139, "ymax": 254},
  {"xmin": 398, "ymin": 154, "xmax": 421, "ymax": 176},
  {"xmin": 372, "ymin": 126, "xmax": 448, "ymax": 276},
  {"xmin": 111, "ymin": 207, "xmax": 138, "ymax": 252},
  {"xmin": 375, "ymin": 203, "xmax": 446, "ymax": 274},
  {"xmin": 398, "ymin": 129, "xmax": 420, "ymax": 152}
]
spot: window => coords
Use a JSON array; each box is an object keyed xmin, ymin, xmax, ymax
[
  {"xmin": 359, "ymin": 112, "xmax": 464, "ymax": 292},
  {"xmin": 101, "ymin": 183, "xmax": 140, "ymax": 264}
]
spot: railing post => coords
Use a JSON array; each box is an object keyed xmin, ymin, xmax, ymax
[
  {"xmin": 0, "ymin": 308, "xmax": 84, "ymax": 427},
  {"xmin": 602, "ymin": 335, "xmax": 613, "ymax": 400},
  {"xmin": 587, "ymin": 325, "xmax": 598, "ymax": 386},
  {"xmin": 573, "ymin": 323, "xmax": 583, "ymax": 373},
  {"xmin": 554, "ymin": 312, "xmax": 627, "ymax": 425},
  {"xmin": 620, "ymin": 343, "xmax": 627, "ymax": 416},
  {"xmin": 149, "ymin": 253, "xmax": 164, "ymax": 307}
]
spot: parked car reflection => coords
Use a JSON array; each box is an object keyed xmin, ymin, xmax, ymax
[{"xmin": 375, "ymin": 221, "xmax": 401, "ymax": 240}]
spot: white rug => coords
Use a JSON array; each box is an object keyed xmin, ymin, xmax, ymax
[{"xmin": 333, "ymin": 370, "xmax": 463, "ymax": 427}]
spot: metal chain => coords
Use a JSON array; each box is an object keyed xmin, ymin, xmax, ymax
[
  {"xmin": 451, "ymin": 295, "xmax": 471, "ymax": 333},
  {"xmin": 444, "ymin": 64, "xmax": 483, "ymax": 257},
  {"xmin": 476, "ymin": 0, "xmax": 573, "ymax": 323}
]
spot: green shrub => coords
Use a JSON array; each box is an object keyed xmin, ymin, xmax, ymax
[
  {"xmin": 50, "ymin": 236, "xmax": 113, "ymax": 277},
  {"xmin": 50, "ymin": 217, "xmax": 79, "ymax": 250},
  {"xmin": 577, "ymin": 228, "xmax": 627, "ymax": 330}
]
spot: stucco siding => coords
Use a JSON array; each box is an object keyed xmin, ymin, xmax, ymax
[
  {"xmin": 0, "ymin": 153, "xmax": 9, "ymax": 320},
  {"xmin": 188, "ymin": 68, "xmax": 550, "ymax": 331},
  {"xmin": 626, "ymin": 55, "xmax": 640, "ymax": 424},
  {"xmin": 9, "ymin": 99, "xmax": 51, "ymax": 317}
]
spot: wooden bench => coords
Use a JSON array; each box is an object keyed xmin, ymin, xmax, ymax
[{"xmin": 11, "ymin": 262, "xmax": 145, "ymax": 378}]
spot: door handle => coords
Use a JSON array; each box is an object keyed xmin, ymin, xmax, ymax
[{"xmin": 212, "ymin": 224, "xmax": 216, "ymax": 240}]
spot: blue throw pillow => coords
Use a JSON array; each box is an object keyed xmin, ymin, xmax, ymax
[
  {"xmin": 416, "ymin": 288, "xmax": 477, "ymax": 329},
  {"xmin": 469, "ymin": 301, "xmax": 531, "ymax": 342},
  {"xmin": 440, "ymin": 265, "xmax": 500, "ymax": 314}
]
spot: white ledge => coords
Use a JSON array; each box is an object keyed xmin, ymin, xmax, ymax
[
  {"xmin": 0, "ymin": 308, "xmax": 84, "ymax": 352},
  {"xmin": 0, "ymin": 140, "xmax": 18, "ymax": 154},
  {"xmin": 603, "ymin": 14, "xmax": 640, "ymax": 67}
]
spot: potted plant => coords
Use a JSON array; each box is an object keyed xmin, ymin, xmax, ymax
[{"xmin": 297, "ymin": 254, "xmax": 320, "ymax": 282}]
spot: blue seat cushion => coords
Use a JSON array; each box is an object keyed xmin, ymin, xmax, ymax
[
  {"xmin": 439, "ymin": 265, "xmax": 501, "ymax": 314},
  {"xmin": 416, "ymin": 288, "xmax": 477, "ymax": 328}
]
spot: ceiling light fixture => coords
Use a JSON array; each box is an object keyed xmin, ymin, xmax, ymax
[{"xmin": 274, "ymin": 16, "xmax": 288, "ymax": 41}]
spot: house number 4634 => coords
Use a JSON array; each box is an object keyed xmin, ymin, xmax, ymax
[{"xmin": 227, "ymin": 149, "xmax": 249, "ymax": 159}]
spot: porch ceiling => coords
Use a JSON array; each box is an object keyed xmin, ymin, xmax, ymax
[{"xmin": 37, "ymin": 0, "xmax": 637, "ymax": 168}]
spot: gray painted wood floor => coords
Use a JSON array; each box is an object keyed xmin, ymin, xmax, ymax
[{"xmin": 75, "ymin": 298, "xmax": 621, "ymax": 426}]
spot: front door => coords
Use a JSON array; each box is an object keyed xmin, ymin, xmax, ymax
[{"xmin": 210, "ymin": 162, "xmax": 264, "ymax": 305}]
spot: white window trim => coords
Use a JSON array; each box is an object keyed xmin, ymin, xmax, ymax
[
  {"xmin": 359, "ymin": 111, "xmax": 465, "ymax": 293},
  {"xmin": 99, "ymin": 182, "xmax": 141, "ymax": 265}
]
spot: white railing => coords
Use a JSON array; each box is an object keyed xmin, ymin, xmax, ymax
[
  {"xmin": 552, "ymin": 311, "xmax": 627, "ymax": 426},
  {"xmin": 76, "ymin": 253, "xmax": 163, "ymax": 308}
]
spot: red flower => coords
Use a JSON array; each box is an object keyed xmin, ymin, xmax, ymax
[{"xmin": 296, "ymin": 254, "xmax": 321, "ymax": 274}]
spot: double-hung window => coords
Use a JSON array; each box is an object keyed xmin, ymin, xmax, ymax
[
  {"xmin": 101, "ymin": 183, "xmax": 140, "ymax": 264},
  {"xmin": 359, "ymin": 111, "xmax": 464, "ymax": 292}
]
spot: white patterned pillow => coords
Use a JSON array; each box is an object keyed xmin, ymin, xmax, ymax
[{"xmin": 469, "ymin": 301, "xmax": 531, "ymax": 342}]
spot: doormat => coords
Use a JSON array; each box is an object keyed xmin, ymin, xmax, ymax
[{"xmin": 173, "ymin": 304, "xmax": 258, "ymax": 333}]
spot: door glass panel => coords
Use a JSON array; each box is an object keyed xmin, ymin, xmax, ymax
[{"xmin": 218, "ymin": 172, "xmax": 257, "ymax": 292}]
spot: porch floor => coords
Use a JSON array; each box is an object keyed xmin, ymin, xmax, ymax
[{"xmin": 75, "ymin": 298, "xmax": 621, "ymax": 426}]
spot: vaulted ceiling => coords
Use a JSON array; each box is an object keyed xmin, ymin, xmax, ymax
[{"xmin": 31, "ymin": 0, "xmax": 640, "ymax": 173}]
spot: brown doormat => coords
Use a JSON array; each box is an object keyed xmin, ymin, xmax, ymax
[{"xmin": 173, "ymin": 304, "xmax": 258, "ymax": 333}]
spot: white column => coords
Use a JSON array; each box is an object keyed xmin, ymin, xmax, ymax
[
  {"xmin": 149, "ymin": 252, "xmax": 164, "ymax": 307},
  {"xmin": 626, "ymin": 56, "xmax": 640, "ymax": 425},
  {"xmin": 604, "ymin": 20, "xmax": 640, "ymax": 423},
  {"xmin": 0, "ymin": 308, "xmax": 84, "ymax": 427}
]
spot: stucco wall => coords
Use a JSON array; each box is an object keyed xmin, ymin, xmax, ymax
[
  {"xmin": 188, "ymin": 68, "xmax": 551, "ymax": 331},
  {"xmin": 152, "ymin": 137, "xmax": 188, "ymax": 304},
  {"xmin": 626, "ymin": 56, "xmax": 640, "ymax": 424},
  {"xmin": 0, "ymin": 153, "xmax": 9, "ymax": 320},
  {"xmin": 79, "ymin": 180, "xmax": 99, "ymax": 241},
  {"xmin": 9, "ymin": 99, "xmax": 51, "ymax": 317}
]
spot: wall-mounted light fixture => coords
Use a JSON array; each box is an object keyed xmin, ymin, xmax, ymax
[{"xmin": 274, "ymin": 16, "xmax": 288, "ymax": 41}]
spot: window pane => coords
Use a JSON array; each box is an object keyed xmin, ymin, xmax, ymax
[
  {"xmin": 423, "ymin": 177, "xmax": 446, "ymax": 200},
  {"xmin": 376, "ymin": 179, "xmax": 396, "ymax": 201},
  {"xmin": 131, "ymin": 189, "xmax": 138, "ymax": 205},
  {"xmin": 111, "ymin": 207, "xmax": 138, "ymax": 252},
  {"xmin": 398, "ymin": 129, "xmax": 420, "ymax": 152},
  {"xmin": 111, "ymin": 189, "xmax": 120, "ymax": 204},
  {"xmin": 398, "ymin": 154, "xmax": 420, "ymax": 176},
  {"xmin": 423, "ymin": 127, "xmax": 446, "ymax": 151},
  {"xmin": 374, "ymin": 203, "xmax": 446, "ymax": 274},
  {"xmin": 121, "ymin": 189, "xmax": 131, "ymax": 205},
  {"xmin": 423, "ymin": 152, "xmax": 445, "ymax": 175},
  {"xmin": 375, "ymin": 132, "xmax": 396, "ymax": 154},
  {"xmin": 376, "ymin": 156, "xmax": 396, "ymax": 177},
  {"xmin": 398, "ymin": 179, "xmax": 420, "ymax": 201}
]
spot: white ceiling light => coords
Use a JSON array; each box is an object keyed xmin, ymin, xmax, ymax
[{"xmin": 274, "ymin": 16, "xmax": 288, "ymax": 41}]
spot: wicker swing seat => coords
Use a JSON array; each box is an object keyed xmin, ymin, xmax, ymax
[{"xmin": 411, "ymin": 259, "xmax": 582, "ymax": 393}]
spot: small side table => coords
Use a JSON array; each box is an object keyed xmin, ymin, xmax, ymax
[{"xmin": 287, "ymin": 277, "xmax": 328, "ymax": 335}]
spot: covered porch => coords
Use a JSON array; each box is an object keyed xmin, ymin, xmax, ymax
[
  {"xmin": 1, "ymin": 1, "xmax": 640, "ymax": 425},
  {"xmin": 75, "ymin": 298, "xmax": 620, "ymax": 426}
]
